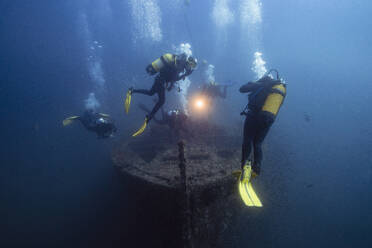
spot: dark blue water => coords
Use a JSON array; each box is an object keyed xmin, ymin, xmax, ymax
[{"xmin": 1, "ymin": 1, "xmax": 372, "ymax": 247}]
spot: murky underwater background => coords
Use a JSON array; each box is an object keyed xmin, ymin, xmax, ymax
[{"xmin": 0, "ymin": 0, "xmax": 371, "ymax": 247}]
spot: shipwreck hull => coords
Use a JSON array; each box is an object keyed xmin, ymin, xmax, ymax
[{"xmin": 111, "ymin": 124, "xmax": 247, "ymax": 247}]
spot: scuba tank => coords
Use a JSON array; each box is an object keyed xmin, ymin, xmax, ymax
[
  {"xmin": 241, "ymin": 69, "xmax": 286, "ymax": 117},
  {"xmin": 261, "ymin": 69, "xmax": 286, "ymax": 116},
  {"xmin": 146, "ymin": 53, "xmax": 176, "ymax": 75}
]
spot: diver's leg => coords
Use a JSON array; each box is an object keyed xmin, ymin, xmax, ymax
[
  {"xmin": 252, "ymin": 117, "xmax": 274, "ymax": 174},
  {"xmin": 132, "ymin": 88, "xmax": 154, "ymax": 96},
  {"xmin": 132, "ymin": 75, "xmax": 161, "ymax": 96},
  {"xmin": 241, "ymin": 112, "xmax": 257, "ymax": 169},
  {"xmin": 147, "ymin": 84, "xmax": 165, "ymax": 122}
]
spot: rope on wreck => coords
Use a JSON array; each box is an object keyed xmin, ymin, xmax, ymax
[{"xmin": 178, "ymin": 140, "xmax": 193, "ymax": 248}]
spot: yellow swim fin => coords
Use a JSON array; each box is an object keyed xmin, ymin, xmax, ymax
[
  {"xmin": 132, "ymin": 117, "xmax": 148, "ymax": 137},
  {"xmin": 239, "ymin": 181, "xmax": 254, "ymax": 206},
  {"xmin": 62, "ymin": 116, "xmax": 80, "ymax": 126},
  {"xmin": 125, "ymin": 89, "xmax": 132, "ymax": 114},
  {"xmin": 237, "ymin": 162, "xmax": 263, "ymax": 207},
  {"xmin": 246, "ymin": 182, "xmax": 262, "ymax": 207}
]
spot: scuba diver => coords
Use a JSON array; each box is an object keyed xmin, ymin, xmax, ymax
[
  {"xmin": 62, "ymin": 110, "xmax": 117, "ymax": 138},
  {"xmin": 240, "ymin": 69, "xmax": 286, "ymax": 178},
  {"xmin": 200, "ymin": 81, "xmax": 233, "ymax": 99},
  {"xmin": 138, "ymin": 103, "xmax": 189, "ymax": 139},
  {"xmin": 235, "ymin": 69, "xmax": 286, "ymax": 207},
  {"xmin": 125, "ymin": 53, "xmax": 197, "ymax": 137}
]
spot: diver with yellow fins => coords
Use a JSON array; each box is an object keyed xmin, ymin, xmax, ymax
[
  {"xmin": 237, "ymin": 69, "xmax": 286, "ymax": 207},
  {"xmin": 125, "ymin": 53, "xmax": 197, "ymax": 137},
  {"xmin": 62, "ymin": 110, "xmax": 117, "ymax": 138}
]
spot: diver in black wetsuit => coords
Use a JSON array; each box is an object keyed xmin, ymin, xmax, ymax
[
  {"xmin": 201, "ymin": 81, "xmax": 232, "ymax": 99},
  {"xmin": 239, "ymin": 69, "xmax": 286, "ymax": 176},
  {"xmin": 135, "ymin": 53, "xmax": 196, "ymax": 122},
  {"xmin": 125, "ymin": 53, "xmax": 197, "ymax": 137},
  {"xmin": 63, "ymin": 110, "xmax": 117, "ymax": 138}
]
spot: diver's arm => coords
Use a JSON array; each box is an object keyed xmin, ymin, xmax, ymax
[
  {"xmin": 177, "ymin": 69, "xmax": 192, "ymax": 81},
  {"xmin": 146, "ymin": 64, "xmax": 157, "ymax": 75},
  {"xmin": 239, "ymin": 82, "xmax": 261, "ymax": 93},
  {"xmin": 184, "ymin": 68, "xmax": 193, "ymax": 78}
]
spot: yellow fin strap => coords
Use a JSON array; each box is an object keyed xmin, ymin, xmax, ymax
[
  {"xmin": 62, "ymin": 116, "xmax": 79, "ymax": 126},
  {"xmin": 132, "ymin": 118, "xmax": 148, "ymax": 137},
  {"xmin": 125, "ymin": 90, "xmax": 132, "ymax": 114}
]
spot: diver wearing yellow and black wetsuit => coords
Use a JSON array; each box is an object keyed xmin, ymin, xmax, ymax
[
  {"xmin": 239, "ymin": 69, "xmax": 286, "ymax": 176},
  {"xmin": 126, "ymin": 53, "xmax": 196, "ymax": 136},
  {"xmin": 136, "ymin": 53, "xmax": 196, "ymax": 122}
]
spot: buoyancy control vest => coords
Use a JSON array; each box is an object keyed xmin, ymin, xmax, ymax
[
  {"xmin": 146, "ymin": 53, "xmax": 177, "ymax": 75},
  {"xmin": 242, "ymin": 69, "xmax": 286, "ymax": 118}
]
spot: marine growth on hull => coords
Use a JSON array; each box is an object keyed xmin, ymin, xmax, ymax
[{"xmin": 112, "ymin": 121, "xmax": 241, "ymax": 188}]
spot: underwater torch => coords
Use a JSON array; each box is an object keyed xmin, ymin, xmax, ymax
[
  {"xmin": 188, "ymin": 94, "xmax": 211, "ymax": 116},
  {"xmin": 195, "ymin": 98, "xmax": 205, "ymax": 109}
]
